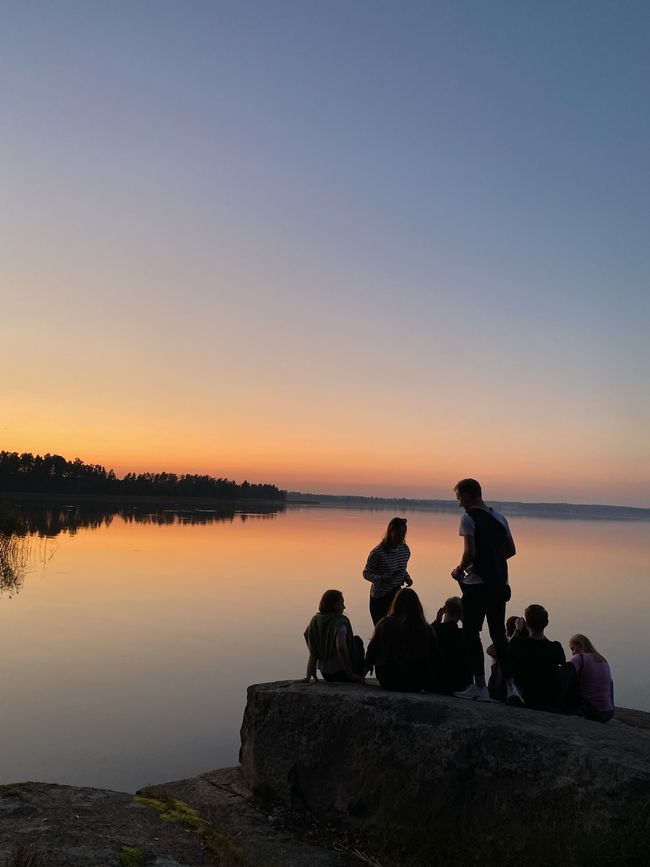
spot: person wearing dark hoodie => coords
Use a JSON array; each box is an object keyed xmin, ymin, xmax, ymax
[
  {"xmin": 509, "ymin": 604, "xmax": 566, "ymax": 709},
  {"xmin": 432, "ymin": 595, "xmax": 471, "ymax": 694},
  {"xmin": 298, "ymin": 589, "xmax": 365, "ymax": 683}
]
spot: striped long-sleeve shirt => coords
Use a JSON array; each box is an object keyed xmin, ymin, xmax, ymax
[{"xmin": 363, "ymin": 542, "xmax": 411, "ymax": 598}]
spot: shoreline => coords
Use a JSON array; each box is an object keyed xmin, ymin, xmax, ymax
[{"xmin": 0, "ymin": 491, "xmax": 287, "ymax": 510}]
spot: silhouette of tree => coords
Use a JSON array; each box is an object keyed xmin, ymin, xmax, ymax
[{"xmin": 0, "ymin": 451, "xmax": 286, "ymax": 502}]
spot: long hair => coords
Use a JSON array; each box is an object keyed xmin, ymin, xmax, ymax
[
  {"xmin": 380, "ymin": 516, "xmax": 407, "ymax": 550},
  {"xmin": 377, "ymin": 588, "xmax": 432, "ymax": 659},
  {"xmin": 319, "ymin": 589, "xmax": 343, "ymax": 614},
  {"xmin": 569, "ymin": 633, "xmax": 606, "ymax": 663}
]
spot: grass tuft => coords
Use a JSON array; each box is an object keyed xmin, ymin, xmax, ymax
[
  {"xmin": 4, "ymin": 844, "xmax": 60, "ymax": 867},
  {"xmin": 135, "ymin": 787, "xmax": 259, "ymax": 866},
  {"xmin": 118, "ymin": 847, "xmax": 145, "ymax": 867}
]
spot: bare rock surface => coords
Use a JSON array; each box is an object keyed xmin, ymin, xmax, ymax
[
  {"xmin": 0, "ymin": 782, "xmax": 208, "ymax": 866},
  {"xmin": 0, "ymin": 771, "xmax": 353, "ymax": 867},
  {"xmin": 2, "ymin": 684, "xmax": 649, "ymax": 866},
  {"xmin": 240, "ymin": 680, "xmax": 650, "ymax": 836},
  {"xmin": 161, "ymin": 766, "xmax": 354, "ymax": 867}
]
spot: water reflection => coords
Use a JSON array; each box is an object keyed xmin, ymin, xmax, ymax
[
  {"xmin": 0, "ymin": 508, "xmax": 31, "ymax": 595},
  {"xmin": 0, "ymin": 503, "xmax": 647, "ymax": 793},
  {"xmin": 0, "ymin": 500, "xmax": 286, "ymax": 538},
  {"xmin": 0, "ymin": 501, "xmax": 285, "ymax": 594}
]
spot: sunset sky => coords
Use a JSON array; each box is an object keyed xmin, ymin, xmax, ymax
[{"xmin": 2, "ymin": 2, "xmax": 649, "ymax": 506}]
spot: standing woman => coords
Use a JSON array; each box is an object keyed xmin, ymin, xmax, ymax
[
  {"xmin": 568, "ymin": 633, "xmax": 615, "ymax": 723},
  {"xmin": 363, "ymin": 516, "xmax": 412, "ymax": 625}
]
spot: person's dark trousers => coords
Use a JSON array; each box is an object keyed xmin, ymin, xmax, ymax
[
  {"xmin": 322, "ymin": 636, "xmax": 366, "ymax": 682},
  {"xmin": 375, "ymin": 661, "xmax": 427, "ymax": 692},
  {"xmin": 461, "ymin": 584, "xmax": 512, "ymax": 679},
  {"xmin": 369, "ymin": 588, "xmax": 399, "ymax": 625}
]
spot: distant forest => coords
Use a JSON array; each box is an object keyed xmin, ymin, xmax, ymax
[{"xmin": 0, "ymin": 451, "xmax": 286, "ymax": 501}]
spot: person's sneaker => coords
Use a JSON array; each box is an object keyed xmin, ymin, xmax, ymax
[
  {"xmin": 454, "ymin": 684, "xmax": 491, "ymax": 702},
  {"xmin": 506, "ymin": 683, "xmax": 525, "ymax": 707}
]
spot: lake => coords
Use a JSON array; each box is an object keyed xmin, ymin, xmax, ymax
[{"xmin": 0, "ymin": 502, "xmax": 648, "ymax": 793}]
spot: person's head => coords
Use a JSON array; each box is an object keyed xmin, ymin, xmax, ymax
[
  {"xmin": 506, "ymin": 615, "xmax": 525, "ymax": 637},
  {"xmin": 319, "ymin": 589, "xmax": 345, "ymax": 614},
  {"xmin": 388, "ymin": 587, "xmax": 426, "ymax": 624},
  {"xmin": 454, "ymin": 478, "xmax": 482, "ymax": 510},
  {"xmin": 381, "ymin": 516, "xmax": 407, "ymax": 548},
  {"xmin": 569, "ymin": 633, "xmax": 605, "ymax": 662},
  {"xmin": 444, "ymin": 596, "xmax": 463, "ymax": 623},
  {"xmin": 524, "ymin": 604, "xmax": 549, "ymax": 634}
]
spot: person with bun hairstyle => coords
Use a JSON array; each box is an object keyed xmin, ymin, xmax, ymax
[
  {"xmin": 568, "ymin": 633, "xmax": 615, "ymax": 723},
  {"xmin": 363, "ymin": 516, "xmax": 413, "ymax": 625},
  {"xmin": 432, "ymin": 596, "xmax": 471, "ymax": 693}
]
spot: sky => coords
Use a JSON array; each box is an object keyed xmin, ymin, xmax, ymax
[{"xmin": 1, "ymin": 1, "xmax": 649, "ymax": 506}]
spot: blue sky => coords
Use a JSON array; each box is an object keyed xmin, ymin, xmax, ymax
[{"xmin": 2, "ymin": 1, "xmax": 649, "ymax": 504}]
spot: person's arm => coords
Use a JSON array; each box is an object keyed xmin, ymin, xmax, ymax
[
  {"xmin": 505, "ymin": 535, "xmax": 516, "ymax": 559},
  {"xmin": 294, "ymin": 653, "xmax": 318, "ymax": 683},
  {"xmin": 336, "ymin": 629, "xmax": 364, "ymax": 683},
  {"xmin": 363, "ymin": 549, "xmax": 393, "ymax": 585},
  {"xmin": 452, "ymin": 534, "xmax": 476, "ymax": 581}
]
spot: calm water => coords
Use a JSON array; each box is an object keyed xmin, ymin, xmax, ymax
[{"xmin": 1, "ymin": 504, "xmax": 648, "ymax": 792}]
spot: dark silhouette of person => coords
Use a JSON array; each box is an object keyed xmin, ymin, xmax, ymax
[
  {"xmin": 299, "ymin": 589, "xmax": 365, "ymax": 683},
  {"xmin": 363, "ymin": 516, "xmax": 412, "ymax": 625},
  {"xmin": 365, "ymin": 588, "xmax": 440, "ymax": 692},
  {"xmin": 432, "ymin": 596, "xmax": 472, "ymax": 694},
  {"xmin": 450, "ymin": 478, "xmax": 523, "ymax": 705}
]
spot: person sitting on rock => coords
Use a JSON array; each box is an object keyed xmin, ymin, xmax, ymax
[
  {"xmin": 509, "ymin": 605, "xmax": 566, "ymax": 710},
  {"xmin": 432, "ymin": 596, "xmax": 471, "ymax": 694},
  {"xmin": 487, "ymin": 615, "xmax": 529, "ymax": 701},
  {"xmin": 299, "ymin": 589, "xmax": 365, "ymax": 683},
  {"xmin": 568, "ymin": 633, "xmax": 615, "ymax": 723},
  {"xmin": 366, "ymin": 588, "xmax": 440, "ymax": 692}
]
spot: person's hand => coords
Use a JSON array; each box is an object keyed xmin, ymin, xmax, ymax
[
  {"xmin": 435, "ymin": 606, "xmax": 445, "ymax": 623},
  {"xmin": 380, "ymin": 572, "xmax": 394, "ymax": 584},
  {"xmin": 403, "ymin": 576, "xmax": 413, "ymax": 587},
  {"xmin": 451, "ymin": 566, "xmax": 462, "ymax": 582},
  {"xmin": 293, "ymin": 675, "xmax": 318, "ymax": 684}
]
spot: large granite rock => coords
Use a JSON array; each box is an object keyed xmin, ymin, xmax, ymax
[{"xmin": 240, "ymin": 681, "xmax": 650, "ymax": 838}]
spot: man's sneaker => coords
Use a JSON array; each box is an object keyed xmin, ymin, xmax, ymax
[
  {"xmin": 454, "ymin": 684, "xmax": 491, "ymax": 702},
  {"xmin": 506, "ymin": 683, "xmax": 525, "ymax": 707}
]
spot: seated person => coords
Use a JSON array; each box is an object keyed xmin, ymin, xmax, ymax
[
  {"xmin": 299, "ymin": 589, "xmax": 365, "ymax": 683},
  {"xmin": 509, "ymin": 604, "xmax": 565, "ymax": 710},
  {"xmin": 487, "ymin": 615, "xmax": 528, "ymax": 701},
  {"xmin": 366, "ymin": 588, "xmax": 440, "ymax": 692},
  {"xmin": 432, "ymin": 596, "xmax": 471, "ymax": 693},
  {"xmin": 568, "ymin": 633, "xmax": 615, "ymax": 723}
]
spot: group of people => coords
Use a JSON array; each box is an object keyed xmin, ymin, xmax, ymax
[{"xmin": 299, "ymin": 478, "xmax": 615, "ymax": 724}]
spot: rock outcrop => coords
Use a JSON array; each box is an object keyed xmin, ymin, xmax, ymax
[{"xmin": 240, "ymin": 681, "xmax": 650, "ymax": 839}]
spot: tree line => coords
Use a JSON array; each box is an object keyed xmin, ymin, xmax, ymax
[{"xmin": 0, "ymin": 451, "xmax": 286, "ymax": 501}]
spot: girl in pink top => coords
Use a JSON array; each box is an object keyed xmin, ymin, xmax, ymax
[{"xmin": 569, "ymin": 633, "xmax": 614, "ymax": 723}]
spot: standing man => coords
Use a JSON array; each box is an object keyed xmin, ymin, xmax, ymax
[{"xmin": 451, "ymin": 478, "xmax": 524, "ymax": 705}]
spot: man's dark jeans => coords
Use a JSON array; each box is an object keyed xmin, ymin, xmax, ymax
[{"xmin": 461, "ymin": 583, "xmax": 512, "ymax": 679}]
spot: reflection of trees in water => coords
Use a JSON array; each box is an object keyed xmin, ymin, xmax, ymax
[
  {"xmin": 1, "ymin": 501, "xmax": 285, "ymax": 537},
  {"xmin": 0, "ymin": 501, "xmax": 285, "ymax": 595},
  {"xmin": 0, "ymin": 509, "xmax": 31, "ymax": 596}
]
